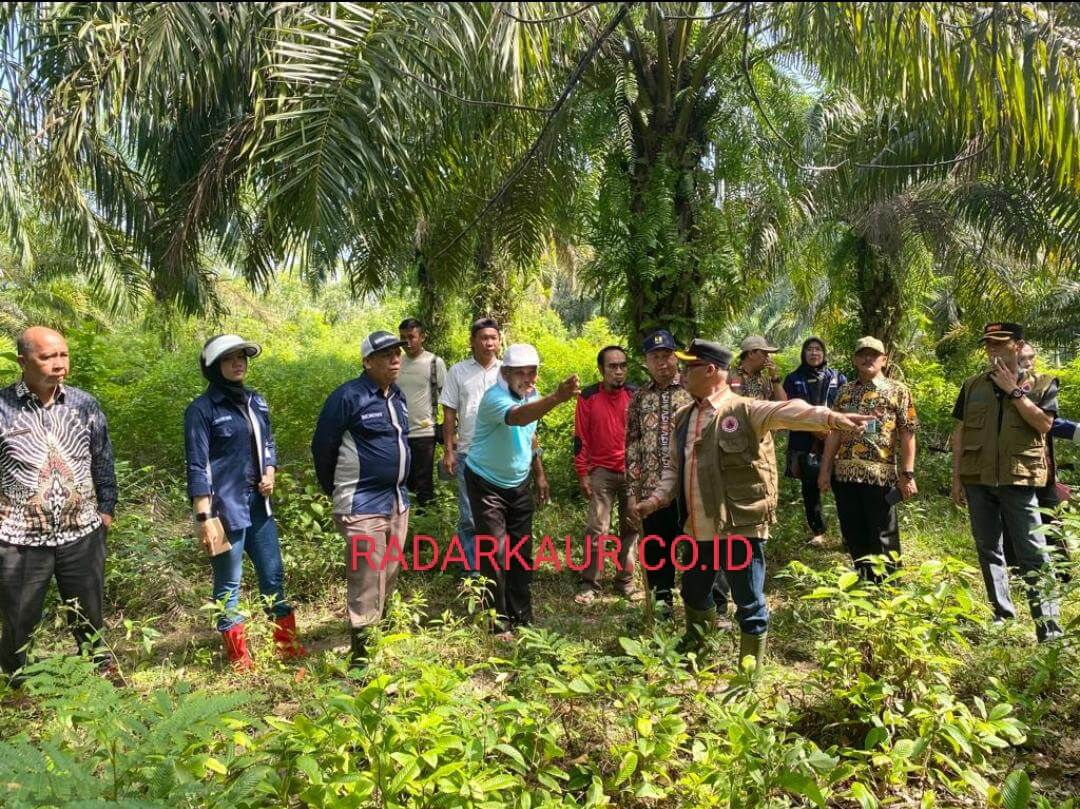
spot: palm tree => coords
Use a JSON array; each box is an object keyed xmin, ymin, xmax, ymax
[
  {"xmin": 765, "ymin": 89, "xmax": 1080, "ymax": 354},
  {"xmin": 503, "ymin": 2, "xmax": 1080, "ymax": 342},
  {"xmin": 2, "ymin": 3, "xmax": 548, "ymax": 314},
  {"xmin": 4, "ymin": 1, "xmax": 1080, "ymax": 348}
]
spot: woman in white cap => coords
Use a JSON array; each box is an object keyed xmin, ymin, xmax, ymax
[{"xmin": 184, "ymin": 334, "xmax": 305, "ymax": 670}]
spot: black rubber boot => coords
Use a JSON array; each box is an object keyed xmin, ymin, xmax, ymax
[{"xmin": 349, "ymin": 628, "xmax": 369, "ymax": 668}]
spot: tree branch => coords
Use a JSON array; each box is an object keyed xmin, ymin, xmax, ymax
[
  {"xmin": 855, "ymin": 137, "xmax": 994, "ymax": 171},
  {"xmin": 739, "ymin": 3, "xmax": 848, "ymax": 173},
  {"xmin": 432, "ymin": 3, "xmax": 635, "ymax": 259},
  {"xmin": 740, "ymin": 10, "xmax": 998, "ymax": 176},
  {"xmin": 622, "ymin": 14, "xmax": 659, "ymax": 105}
]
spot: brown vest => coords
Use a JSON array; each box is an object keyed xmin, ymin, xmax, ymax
[
  {"xmin": 957, "ymin": 372, "xmax": 1053, "ymax": 487},
  {"xmin": 674, "ymin": 395, "xmax": 777, "ymax": 537}
]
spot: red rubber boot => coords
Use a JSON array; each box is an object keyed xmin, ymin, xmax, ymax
[
  {"xmin": 272, "ymin": 612, "xmax": 308, "ymax": 660},
  {"xmin": 222, "ymin": 623, "xmax": 253, "ymax": 671}
]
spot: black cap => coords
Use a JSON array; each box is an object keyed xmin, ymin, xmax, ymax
[
  {"xmin": 674, "ymin": 339, "xmax": 732, "ymax": 370},
  {"xmin": 642, "ymin": 329, "xmax": 677, "ymax": 354},
  {"xmin": 980, "ymin": 322, "xmax": 1024, "ymax": 342},
  {"xmin": 361, "ymin": 330, "xmax": 406, "ymax": 358},
  {"xmin": 471, "ymin": 317, "xmax": 501, "ymax": 337}
]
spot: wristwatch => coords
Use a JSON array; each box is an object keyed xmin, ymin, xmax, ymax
[
  {"xmin": 900, "ymin": 470, "xmax": 915, "ymax": 480},
  {"xmin": 195, "ymin": 512, "xmax": 212, "ymax": 522},
  {"xmin": 1008, "ymin": 387, "xmax": 1025, "ymax": 400}
]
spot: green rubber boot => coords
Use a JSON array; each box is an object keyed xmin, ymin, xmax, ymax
[
  {"xmin": 738, "ymin": 632, "xmax": 768, "ymax": 682},
  {"xmin": 677, "ymin": 606, "xmax": 717, "ymax": 655}
]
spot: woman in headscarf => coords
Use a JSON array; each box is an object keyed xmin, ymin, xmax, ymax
[
  {"xmin": 184, "ymin": 334, "xmax": 305, "ymax": 670},
  {"xmin": 782, "ymin": 337, "xmax": 846, "ymax": 546}
]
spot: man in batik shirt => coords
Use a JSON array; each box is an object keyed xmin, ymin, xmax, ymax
[
  {"xmin": 730, "ymin": 335, "xmax": 787, "ymax": 403},
  {"xmin": 625, "ymin": 330, "xmax": 692, "ymax": 618},
  {"xmin": 818, "ymin": 337, "xmax": 917, "ymax": 581},
  {"xmin": 0, "ymin": 327, "xmax": 117, "ymax": 682}
]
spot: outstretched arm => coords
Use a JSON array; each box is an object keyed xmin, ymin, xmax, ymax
[{"xmin": 505, "ymin": 375, "xmax": 581, "ymax": 426}]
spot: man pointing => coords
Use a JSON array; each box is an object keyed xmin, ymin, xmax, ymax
[{"xmin": 636, "ymin": 339, "xmax": 873, "ymax": 677}]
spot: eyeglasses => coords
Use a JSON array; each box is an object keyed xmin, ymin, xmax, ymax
[{"xmin": 680, "ymin": 360, "xmax": 710, "ymax": 371}]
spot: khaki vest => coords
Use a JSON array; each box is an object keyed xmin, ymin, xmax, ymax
[
  {"xmin": 674, "ymin": 396, "xmax": 777, "ymax": 537},
  {"xmin": 957, "ymin": 372, "xmax": 1053, "ymax": 487}
]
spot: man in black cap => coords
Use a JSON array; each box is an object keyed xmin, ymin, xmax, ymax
[
  {"xmin": 951, "ymin": 322, "xmax": 1062, "ymax": 642},
  {"xmin": 312, "ymin": 330, "xmax": 411, "ymax": 664},
  {"xmin": 635, "ymin": 339, "xmax": 872, "ymax": 676},
  {"xmin": 625, "ymin": 330, "xmax": 692, "ymax": 618},
  {"xmin": 1002, "ymin": 343, "xmax": 1071, "ymax": 581}
]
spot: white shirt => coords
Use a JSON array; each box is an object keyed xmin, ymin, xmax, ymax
[{"xmin": 439, "ymin": 356, "xmax": 502, "ymax": 453}]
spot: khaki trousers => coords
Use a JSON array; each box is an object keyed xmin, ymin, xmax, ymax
[
  {"xmin": 335, "ymin": 509, "xmax": 409, "ymax": 629},
  {"xmin": 580, "ymin": 467, "xmax": 639, "ymax": 591}
]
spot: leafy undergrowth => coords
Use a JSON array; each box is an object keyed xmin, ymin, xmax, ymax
[{"xmin": 0, "ymin": 460, "xmax": 1077, "ymax": 808}]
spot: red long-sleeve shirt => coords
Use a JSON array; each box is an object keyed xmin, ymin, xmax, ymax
[{"xmin": 573, "ymin": 382, "xmax": 636, "ymax": 478}]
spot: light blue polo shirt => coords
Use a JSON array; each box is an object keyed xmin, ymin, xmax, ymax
[{"xmin": 465, "ymin": 382, "xmax": 539, "ymax": 489}]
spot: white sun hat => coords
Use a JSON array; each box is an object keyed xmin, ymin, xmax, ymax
[
  {"xmin": 202, "ymin": 334, "xmax": 262, "ymax": 367},
  {"xmin": 502, "ymin": 343, "xmax": 541, "ymax": 368}
]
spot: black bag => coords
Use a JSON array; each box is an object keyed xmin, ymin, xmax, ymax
[{"xmin": 430, "ymin": 356, "xmax": 444, "ymax": 445}]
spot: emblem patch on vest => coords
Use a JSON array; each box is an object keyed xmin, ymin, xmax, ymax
[{"xmin": 721, "ymin": 415, "xmax": 739, "ymax": 433}]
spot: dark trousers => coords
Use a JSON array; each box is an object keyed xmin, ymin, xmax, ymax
[
  {"xmin": 0, "ymin": 526, "xmax": 110, "ymax": 676},
  {"xmin": 641, "ymin": 504, "xmax": 680, "ymax": 606},
  {"xmin": 712, "ymin": 568, "xmax": 730, "ymax": 615},
  {"xmin": 1003, "ymin": 485, "xmax": 1071, "ymax": 582},
  {"xmin": 640, "ymin": 507, "xmax": 729, "ymax": 615},
  {"xmin": 801, "ymin": 466, "xmax": 826, "ymax": 536},
  {"xmin": 964, "ymin": 484, "xmax": 1061, "ymax": 640},
  {"xmin": 833, "ymin": 480, "xmax": 900, "ymax": 581},
  {"xmin": 465, "ymin": 466, "xmax": 534, "ymax": 632},
  {"xmin": 681, "ymin": 537, "xmax": 768, "ymax": 636},
  {"xmin": 790, "ymin": 451, "xmax": 826, "ymax": 535},
  {"xmin": 407, "ymin": 436, "xmax": 436, "ymax": 508}
]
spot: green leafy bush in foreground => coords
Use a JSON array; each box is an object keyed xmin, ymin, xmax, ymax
[{"xmin": 2, "ymin": 557, "xmax": 1074, "ymax": 808}]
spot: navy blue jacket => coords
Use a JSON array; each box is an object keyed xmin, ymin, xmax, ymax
[
  {"xmin": 311, "ymin": 373, "xmax": 411, "ymax": 517},
  {"xmin": 185, "ymin": 386, "xmax": 277, "ymax": 533},
  {"xmin": 1051, "ymin": 417, "xmax": 1078, "ymax": 441},
  {"xmin": 783, "ymin": 367, "xmax": 846, "ymax": 454}
]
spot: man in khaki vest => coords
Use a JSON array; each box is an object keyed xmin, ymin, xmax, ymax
[
  {"xmin": 951, "ymin": 322, "xmax": 1062, "ymax": 643},
  {"xmin": 635, "ymin": 339, "xmax": 872, "ymax": 674}
]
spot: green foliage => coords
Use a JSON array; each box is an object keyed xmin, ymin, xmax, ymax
[
  {"xmin": 896, "ymin": 353, "xmax": 963, "ymax": 447},
  {"xmin": 0, "ymin": 657, "xmax": 267, "ymax": 808},
  {"xmin": 784, "ymin": 559, "xmax": 1036, "ymax": 799},
  {"xmin": 7, "ymin": 555, "xmax": 1071, "ymax": 809}
]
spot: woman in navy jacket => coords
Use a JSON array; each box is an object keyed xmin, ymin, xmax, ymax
[
  {"xmin": 782, "ymin": 337, "xmax": 846, "ymax": 546},
  {"xmin": 184, "ymin": 334, "xmax": 305, "ymax": 669}
]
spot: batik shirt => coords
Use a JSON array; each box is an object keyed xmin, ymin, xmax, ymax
[
  {"xmin": 831, "ymin": 377, "xmax": 918, "ymax": 486},
  {"xmin": 0, "ymin": 381, "xmax": 117, "ymax": 546},
  {"xmin": 625, "ymin": 379, "xmax": 693, "ymax": 501},
  {"xmin": 731, "ymin": 366, "xmax": 779, "ymax": 402}
]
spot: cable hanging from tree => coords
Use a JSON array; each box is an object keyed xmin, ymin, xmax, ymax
[
  {"xmin": 739, "ymin": 3, "xmax": 996, "ymax": 175},
  {"xmin": 396, "ymin": 67, "xmax": 552, "ymax": 113},
  {"xmin": 498, "ymin": 2, "xmax": 597, "ymax": 24}
]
